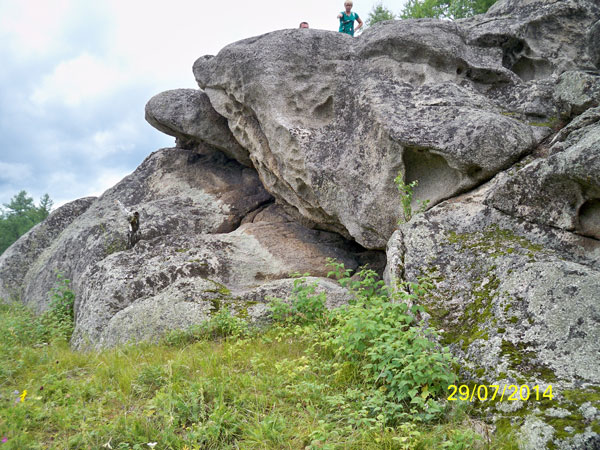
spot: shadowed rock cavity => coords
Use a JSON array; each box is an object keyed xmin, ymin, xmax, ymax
[
  {"xmin": 501, "ymin": 38, "xmax": 554, "ymax": 82},
  {"xmin": 579, "ymin": 199, "xmax": 600, "ymax": 240},
  {"xmin": 403, "ymin": 147, "xmax": 473, "ymax": 206}
]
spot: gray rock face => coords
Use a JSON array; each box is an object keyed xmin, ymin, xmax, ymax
[
  {"xmin": 0, "ymin": 197, "xmax": 95, "ymax": 302},
  {"xmin": 386, "ymin": 198, "xmax": 600, "ymax": 382},
  {"xmin": 72, "ymin": 226, "xmax": 359, "ymax": 349},
  {"xmin": 191, "ymin": 1, "xmax": 598, "ymax": 248},
  {"xmin": 554, "ymin": 71, "xmax": 600, "ymax": 118},
  {"xmin": 145, "ymin": 89, "xmax": 251, "ymax": 166},
  {"xmin": 0, "ymin": 146, "xmax": 368, "ymax": 348},
  {"xmin": 473, "ymin": 0, "xmax": 600, "ymax": 76},
  {"xmin": 385, "ymin": 195, "xmax": 600, "ymax": 448},
  {"xmin": 590, "ymin": 20, "xmax": 600, "ymax": 68},
  {"xmin": 486, "ymin": 106, "xmax": 600, "ymax": 238},
  {"xmin": 17, "ymin": 148, "xmax": 271, "ymax": 313}
]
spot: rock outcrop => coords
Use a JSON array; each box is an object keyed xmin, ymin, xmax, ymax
[
  {"xmin": 0, "ymin": 197, "xmax": 95, "ymax": 302},
  {"xmin": 1, "ymin": 0, "xmax": 599, "ymax": 447}
]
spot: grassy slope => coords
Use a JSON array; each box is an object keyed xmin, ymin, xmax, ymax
[{"xmin": 0, "ymin": 301, "xmax": 519, "ymax": 450}]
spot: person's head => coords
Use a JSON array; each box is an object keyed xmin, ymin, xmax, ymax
[
  {"xmin": 299, "ymin": 22, "xmax": 309, "ymax": 28},
  {"xmin": 344, "ymin": 1, "xmax": 353, "ymax": 12}
]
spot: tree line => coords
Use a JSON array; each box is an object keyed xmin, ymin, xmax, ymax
[
  {"xmin": 366, "ymin": 0, "xmax": 498, "ymax": 26},
  {"xmin": 0, "ymin": 191, "xmax": 53, "ymax": 255}
]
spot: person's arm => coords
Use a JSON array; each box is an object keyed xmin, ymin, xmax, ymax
[
  {"xmin": 355, "ymin": 15, "xmax": 363, "ymax": 31},
  {"xmin": 337, "ymin": 12, "xmax": 342, "ymax": 19}
]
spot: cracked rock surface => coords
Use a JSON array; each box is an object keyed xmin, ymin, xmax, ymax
[{"xmin": 1, "ymin": 0, "xmax": 600, "ymax": 447}]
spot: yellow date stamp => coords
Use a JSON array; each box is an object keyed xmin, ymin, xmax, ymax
[{"xmin": 447, "ymin": 384, "xmax": 554, "ymax": 402}]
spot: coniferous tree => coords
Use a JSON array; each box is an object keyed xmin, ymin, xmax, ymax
[
  {"xmin": 366, "ymin": 3, "xmax": 396, "ymax": 27},
  {"xmin": 400, "ymin": 0, "xmax": 498, "ymax": 19},
  {"xmin": 0, "ymin": 191, "xmax": 53, "ymax": 254}
]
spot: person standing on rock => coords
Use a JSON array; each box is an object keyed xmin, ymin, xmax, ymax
[
  {"xmin": 299, "ymin": 21, "xmax": 309, "ymax": 28},
  {"xmin": 115, "ymin": 200, "xmax": 140, "ymax": 249},
  {"xmin": 338, "ymin": 1, "xmax": 362, "ymax": 36}
]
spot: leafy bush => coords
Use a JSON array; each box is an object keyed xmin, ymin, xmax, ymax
[
  {"xmin": 269, "ymin": 274, "xmax": 327, "ymax": 325},
  {"xmin": 320, "ymin": 260, "xmax": 456, "ymax": 423},
  {"xmin": 162, "ymin": 307, "xmax": 250, "ymax": 346},
  {"xmin": 270, "ymin": 259, "xmax": 457, "ymax": 424},
  {"xmin": 37, "ymin": 272, "xmax": 76, "ymax": 342},
  {"xmin": 395, "ymin": 172, "xmax": 430, "ymax": 223},
  {"xmin": 0, "ymin": 272, "xmax": 75, "ymax": 348}
]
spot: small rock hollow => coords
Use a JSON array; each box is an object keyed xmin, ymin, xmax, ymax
[
  {"xmin": 403, "ymin": 146, "xmax": 463, "ymax": 206},
  {"xmin": 501, "ymin": 37, "xmax": 553, "ymax": 82},
  {"xmin": 578, "ymin": 198, "xmax": 600, "ymax": 240}
]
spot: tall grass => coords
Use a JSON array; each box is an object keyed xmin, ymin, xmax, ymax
[{"xmin": 0, "ymin": 266, "xmax": 520, "ymax": 449}]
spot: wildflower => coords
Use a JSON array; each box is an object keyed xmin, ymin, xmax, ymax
[
  {"xmin": 147, "ymin": 443, "xmax": 157, "ymax": 448},
  {"xmin": 20, "ymin": 390, "xmax": 27, "ymax": 402},
  {"xmin": 1, "ymin": 436, "xmax": 7, "ymax": 443}
]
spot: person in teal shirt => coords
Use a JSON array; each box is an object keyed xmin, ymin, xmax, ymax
[{"xmin": 337, "ymin": 1, "xmax": 363, "ymax": 36}]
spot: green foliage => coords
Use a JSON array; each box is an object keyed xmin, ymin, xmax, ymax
[
  {"xmin": 319, "ymin": 260, "xmax": 456, "ymax": 423},
  {"xmin": 0, "ymin": 290, "xmax": 518, "ymax": 448},
  {"xmin": 272, "ymin": 259, "xmax": 457, "ymax": 424},
  {"xmin": 366, "ymin": 3, "xmax": 396, "ymax": 27},
  {"xmin": 0, "ymin": 272, "xmax": 75, "ymax": 349},
  {"xmin": 269, "ymin": 273, "xmax": 327, "ymax": 325},
  {"xmin": 0, "ymin": 190, "xmax": 53, "ymax": 255},
  {"xmin": 394, "ymin": 172, "xmax": 430, "ymax": 223},
  {"xmin": 162, "ymin": 307, "xmax": 251, "ymax": 346},
  {"xmin": 400, "ymin": 0, "xmax": 498, "ymax": 19},
  {"xmin": 37, "ymin": 272, "xmax": 76, "ymax": 342}
]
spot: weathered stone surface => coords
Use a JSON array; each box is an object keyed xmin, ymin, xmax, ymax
[
  {"xmin": 191, "ymin": 0, "xmax": 600, "ymax": 248},
  {"xmin": 72, "ymin": 223, "xmax": 361, "ymax": 349},
  {"xmin": 16, "ymin": 148, "xmax": 271, "ymax": 314},
  {"xmin": 554, "ymin": 71, "xmax": 600, "ymax": 118},
  {"xmin": 386, "ymin": 196, "xmax": 600, "ymax": 381},
  {"xmin": 145, "ymin": 89, "xmax": 251, "ymax": 165},
  {"xmin": 0, "ymin": 145, "xmax": 368, "ymax": 348},
  {"xmin": 384, "ymin": 188, "xmax": 600, "ymax": 449},
  {"xmin": 469, "ymin": 0, "xmax": 600, "ymax": 76},
  {"xmin": 0, "ymin": 197, "xmax": 95, "ymax": 302},
  {"xmin": 486, "ymin": 106, "xmax": 600, "ymax": 238},
  {"xmin": 590, "ymin": 20, "xmax": 600, "ymax": 68}
]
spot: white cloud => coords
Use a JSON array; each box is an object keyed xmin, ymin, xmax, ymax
[
  {"xmin": 89, "ymin": 121, "xmax": 137, "ymax": 160},
  {"xmin": 0, "ymin": 0, "xmax": 73, "ymax": 56},
  {"xmin": 31, "ymin": 53, "xmax": 125, "ymax": 108},
  {"xmin": 0, "ymin": 161, "xmax": 33, "ymax": 183},
  {"xmin": 48, "ymin": 167, "xmax": 129, "ymax": 208}
]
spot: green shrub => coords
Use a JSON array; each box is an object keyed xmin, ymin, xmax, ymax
[
  {"xmin": 319, "ymin": 261, "xmax": 456, "ymax": 423},
  {"xmin": 162, "ymin": 307, "xmax": 250, "ymax": 346},
  {"xmin": 269, "ymin": 273, "xmax": 327, "ymax": 325},
  {"xmin": 37, "ymin": 272, "xmax": 75, "ymax": 342},
  {"xmin": 395, "ymin": 172, "xmax": 430, "ymax": 223}
]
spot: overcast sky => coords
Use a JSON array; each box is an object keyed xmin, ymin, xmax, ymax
[{"xmin": 0, "ymin": 0, "xmax": 408, "ymax": 209}]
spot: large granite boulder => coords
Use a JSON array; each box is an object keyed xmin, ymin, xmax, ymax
[
  {"xmin": 384, "ymin": 95, "xmax": 600, "ymax": 447},
  {"xmin": 469, "ymin": 0, "xmax": 599, "ymax": 78},
  {"xmin": 72, "ymin": 224, "xmax": 359, "ymax": 349},
  {"xmin": 486, "ymin": 106, "xmax": 600, "ymax": 238},
  {"xmin": 14, "ymin": 148, "xmax": 272, "ymax": 315},
  {"xmin": 0, "ymin": 146, "xmax": 373, "ymax": 348},
  {"xmin": 0, "ymin": 197, "xmax": 95, "ymax": 302},
  {"xmin": 190, "ymin": 1, "xmax": 598, "ymax": 249},
  {"xmin": 192, "ymin": 24, "xmax": 542, "ymax": 248},
  {"xmin": 145, "ymin": 89, "xmax": 251, "ymax": 166},
  {"xmin": 384, "ymin": 190, "xmax": 600, "ymax": 449}
]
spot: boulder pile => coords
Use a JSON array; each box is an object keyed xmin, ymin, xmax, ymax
[{"xmin": 1, "ymin": 0, "xmax": 599, "ymax": 447}]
